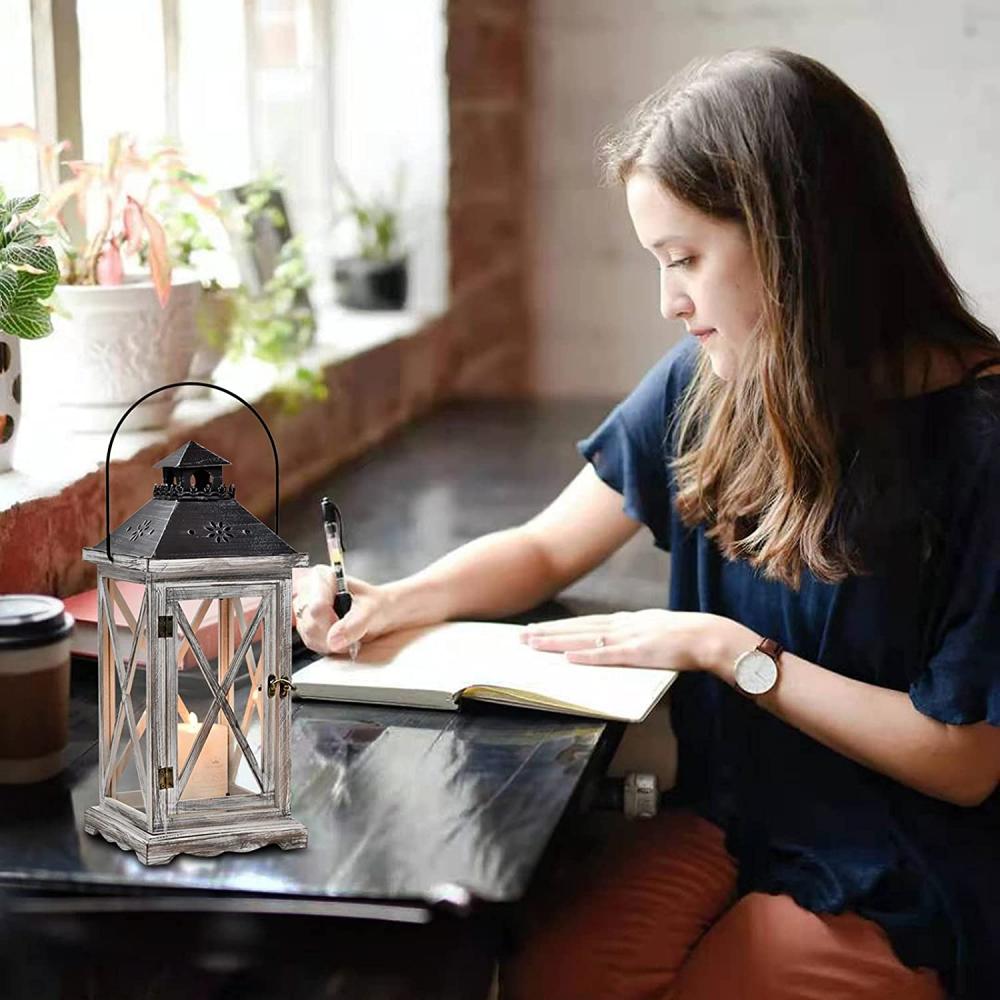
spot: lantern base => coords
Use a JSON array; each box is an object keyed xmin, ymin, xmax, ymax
[{"xmin": 83, "ymin": 803, "xmax": 308, "ymax": 866}]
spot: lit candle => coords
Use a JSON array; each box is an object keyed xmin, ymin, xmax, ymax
[{"xmin": 177, "ymin": 712, "xmax": 228, "ymax": 800}]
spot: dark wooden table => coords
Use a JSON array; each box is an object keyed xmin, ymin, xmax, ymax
[{"xmin": 0, "ymin": 398, "xmax": 670, "ymax": 999}]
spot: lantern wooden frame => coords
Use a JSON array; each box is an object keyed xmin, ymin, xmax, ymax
[
  {"xmin": 81, "ymin": 385, "xmax": 310, "ymax": 865},
  {"xmin": 81, "ymin": 550, "xmax": 309, "ymax": 865}
]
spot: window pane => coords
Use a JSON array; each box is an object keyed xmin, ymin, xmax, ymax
[
  {"xmin": 178, "ymin": 0, "xmax": 252, "ymax": 189},
  {"xmin": 78, "ymin": 0, "xmax": 167, "ymax": 160},
  {"xmin": 0, "ymin": 0, "xmax": 39, "ymax": 197},
  {"xmin": 249, "ymin": 0, "xmax": 329, "ymax": 267}
]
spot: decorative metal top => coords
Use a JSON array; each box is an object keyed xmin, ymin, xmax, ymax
[
  {"xmin": 86, "ymin": 438, "xmax": 298, "ymax": 562},
  {"xmin": 152, "ymin": 482, "xmax": 237, "ymax": 501},
  {"xmin": 154, "ymin": 439, "xmax": 232, "ymax": 501},
  {"xmin": 154, "ymin": 441, "xmax": 231, "ymax": 470}
]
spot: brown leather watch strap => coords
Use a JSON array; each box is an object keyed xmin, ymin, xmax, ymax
[{"xmin": 757, "ymin": 637, "xmax": 784, "ymax": 659}]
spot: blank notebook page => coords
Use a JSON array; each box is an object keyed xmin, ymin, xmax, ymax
[{"xmin": 293, "ymin": 621, "xmax": 676, "ymax": 722}]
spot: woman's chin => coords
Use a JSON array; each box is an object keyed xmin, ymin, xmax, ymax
[{"xmin": 705, "ymin": 350, "xmax": 734, "ymax": 380}]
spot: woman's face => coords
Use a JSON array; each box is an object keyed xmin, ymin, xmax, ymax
[{"xmin": 625, "ymin": 170, "xmax": 763, "ymax": 380}]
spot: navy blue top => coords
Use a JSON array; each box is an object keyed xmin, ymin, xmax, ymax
[{"xmin": 578, "ymin": 336, "xmax": 1000, "ymax": 999}]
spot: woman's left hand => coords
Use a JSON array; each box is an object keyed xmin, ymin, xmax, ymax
[{"xmin": 520, "ymin": 610, "xmax": 751, "ymax": 675}]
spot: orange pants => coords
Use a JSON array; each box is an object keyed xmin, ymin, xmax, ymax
[{"xmin": 501, "ymin": 810, "xmax": 946, "ymax": 1000}]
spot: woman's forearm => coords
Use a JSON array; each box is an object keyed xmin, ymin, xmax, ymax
[
  {"xmin": 381, "ymin": 527, "xmax": 563, "ymax": 630},
  {"xmin": 707, "ymin": 622, "xmax": 1000, "ymax": 807}
]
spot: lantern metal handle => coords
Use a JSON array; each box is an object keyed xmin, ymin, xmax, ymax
[{"xmin": 105, "ymin": 381, "xmax": 281, "ymax": 562}]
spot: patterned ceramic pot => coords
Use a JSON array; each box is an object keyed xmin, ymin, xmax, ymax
[
  {"xmin": 0, "ymin": 331, "xmax": 21, "ymax": 473},
  {"xmin": 20, "ymin": 272, "xmax": 201, "ymax": 432}
]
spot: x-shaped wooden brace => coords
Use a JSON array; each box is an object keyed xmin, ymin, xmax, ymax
[
  {"xmin": 107, "ymin": 594, "xmax": 218, "ymax": 783},
  {"xmin": 173, "ymin": 597, "xmax": 269, "ymax": 801},
  {"xmin": 101, "ymin": 579, "xmax": 148, "ymax": 808},
  {"xmin": 231, "ymin": 596, "xmax": 265, "ymax": 777}
]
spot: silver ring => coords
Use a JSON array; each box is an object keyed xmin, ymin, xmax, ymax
[{"xmin": 594, "ymin": 635, "xmax": 606, "ymax": 648}]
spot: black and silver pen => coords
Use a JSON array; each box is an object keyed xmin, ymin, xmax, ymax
[{"xmin": 321, "ymin": 497, "xmax": 360, "ymax": 660}]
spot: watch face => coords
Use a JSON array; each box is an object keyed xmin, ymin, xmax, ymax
[{"xmin": 734, "ymin": 650, "xmax": 778, "ymax": 695}]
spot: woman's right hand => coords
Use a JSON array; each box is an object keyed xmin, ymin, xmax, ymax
[{"xmin": 291, "ymin": 565, "xmax": 397, "ymax": 656}]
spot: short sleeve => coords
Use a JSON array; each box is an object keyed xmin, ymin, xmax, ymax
[
  {"xmin": 909, "ymin": 440, "xmax": 1000, "ymax": 726},
  {"xmin": 576, "ymin": 337, "xmax": 699, "ymax": 552}
]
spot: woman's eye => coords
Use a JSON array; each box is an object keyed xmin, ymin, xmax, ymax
[{"xmin": 666, "ymin": 256, "xmax": 694, "ymax": 269}]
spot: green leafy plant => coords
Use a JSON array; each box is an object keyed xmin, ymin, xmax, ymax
[
  {"xmin": 237, "ymin": 173, "xmax": 290, "ymax": 233},
  {"xmin": 334, "ymin": 165, "xmax": 405, "ymax": 262},
  {"xmin": 0, "ymin": 190, "xmax": 59, "ymax": 340},
  {"xmin": 226, "ymin": 180, "xmax": 325, "ymax": 406},
  {"xmin": 229, "ymin": 239, "xmax": 325, "ymax": 406},
  {"xmin": 158, "ymin": 196, "xmax": 215, "ymax": 271},
  {"xmin": 0, "ymin": 125, "xmax": 218, "ymax": 306},
  {"xmin": 149, "ymin": 161, "xmax": 237, "ymax": 356},
  {"xmin": 229, "ymin": 242, "xmax": 310, "ymax": 354}
]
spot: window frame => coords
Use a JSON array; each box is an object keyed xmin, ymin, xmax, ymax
[{"xmin": 24, "ymin": 0, "xmax": 337, "ymax": 227}]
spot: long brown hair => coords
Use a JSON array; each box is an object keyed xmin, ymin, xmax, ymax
[{"xmin": 600, "ymin": 48, "xmax": 1000, "ymax": 589}]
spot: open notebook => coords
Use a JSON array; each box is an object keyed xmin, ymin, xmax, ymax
[{"xmin": 291, "ymin": 621, "xmax": 677, "ymax": 723}]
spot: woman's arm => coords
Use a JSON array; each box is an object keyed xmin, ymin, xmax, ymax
[
  {"xmin": 382, "ymin": 464, "xmax": 642, "ymax": 628},
  {"xmin": 294, "ymin": 465, "xmax": 643, "ymax": 652},
  {"xmin": 707, "ymin": 621, "xmax": 1000, "ymax": 808},
  {"xmin": 528, "ymin": 611, "xmax": 1000, "ymax": 807}
]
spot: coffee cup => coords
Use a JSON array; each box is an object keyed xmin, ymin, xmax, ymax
[{"xmin": 0, "ymin": 595, "xmax": 74, "ymax": 784}]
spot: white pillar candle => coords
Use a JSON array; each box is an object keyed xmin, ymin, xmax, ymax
[{"xmin": 177, "ymin": 712, "xmax": 228, "ymax": 800}]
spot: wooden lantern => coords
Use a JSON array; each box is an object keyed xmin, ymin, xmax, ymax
[{"xmin": 82, "ymin": 436, "xmax": 308, "ymax": 864}]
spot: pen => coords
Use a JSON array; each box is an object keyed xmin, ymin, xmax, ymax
[{"xmin": 321, "ymin": 497, "xmax": 360, "ymax": 660}]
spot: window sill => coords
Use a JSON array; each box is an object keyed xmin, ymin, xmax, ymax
[{"xmin": 0, "ymin": 303, "xmax": 439, "ymax": 514}]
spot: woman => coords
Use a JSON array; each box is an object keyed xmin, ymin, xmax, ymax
[{"xmin": 294, "ymin": 49, "xmax": 1000, "ymax": 998}]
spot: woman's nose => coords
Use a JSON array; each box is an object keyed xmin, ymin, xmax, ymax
[{"xmin": 661, "ymin": 289, "xmax": 694, "ymax": 322}]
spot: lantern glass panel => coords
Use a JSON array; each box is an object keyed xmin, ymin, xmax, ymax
[
  {"xmin": 102, "ymin": 577, "xmax": 151, "ymax": 819},
  {"xmin": 168, "ymin": 586, "xmax": 274, "ymax": 808}
]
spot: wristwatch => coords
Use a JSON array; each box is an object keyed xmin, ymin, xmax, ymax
[{"xmin": 733, "ymin": 637, "xmax": 783, "ymax": 696}]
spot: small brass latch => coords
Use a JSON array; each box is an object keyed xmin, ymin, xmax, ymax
[
  {"xmin": 157, "ymin": 615, "xmax": 173, "ymax": 638},
  {"xmin": 158, "ymin": 767, "xmax": 174, "ymax": 790},
  {"xmin": 267, "ymin": 674, "xmax": 296, "ymax": 699}
]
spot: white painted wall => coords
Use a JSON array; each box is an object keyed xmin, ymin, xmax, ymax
[{"xmin": 530, "ymin": 0, "xmax": 1000, "ymax": 397}]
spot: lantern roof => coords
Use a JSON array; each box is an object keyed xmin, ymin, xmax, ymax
[
  {"xmin": 154, "ymin": 441, "xmax": 231, "ymax": 470},
  {"xmin": 85, "ymin": 440, "xmax": 300, "ymax": 563}
]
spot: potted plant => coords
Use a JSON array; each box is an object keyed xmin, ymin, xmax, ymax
[
  {"xmin": 0, "ymin": 126, "xmax": 209, "ymax": 431},
  {"xmin": 0, "ymin": 190, "xmax": 59, "ymax": 472},
  {"xmin": 222, "ymin": 176, "xmax": 325, "ymax": 408},
  {"xmin": 153, "ymin": 164, "xmax": 239, "ymax": 396},
  {"xmin": 331, "ymin": 166, "xmax": 408, "ymax": 311},
  {"xmin": 228, "ymin": 236, "xmax": 325, "ymax": 409}
]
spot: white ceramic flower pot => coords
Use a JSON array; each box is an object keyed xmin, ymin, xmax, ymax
[
  {"xmin": 20, "ymin": 273, "xmax": 201, "ymax": 432},
  {"xmin": 0, "ymin": 331, "xmax": 21, "ymax": 473}
]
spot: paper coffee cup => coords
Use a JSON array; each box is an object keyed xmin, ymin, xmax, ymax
[{"xmin": 0, "ymin": 595, "xmax": 74, "ymax": 784}]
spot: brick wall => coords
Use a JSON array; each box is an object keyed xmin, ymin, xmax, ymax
[
  {"xmin": 0, "ymin": 4, "xmax": 534, "ymax": 596},
  {"xmin": 446, "ymin": 0, "xmax": 532, "ymax": 396}
]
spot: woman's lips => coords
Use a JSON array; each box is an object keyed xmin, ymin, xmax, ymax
[{"xmin": 692, "ymin": 328, "xmax": 716, "ymax": 340}]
